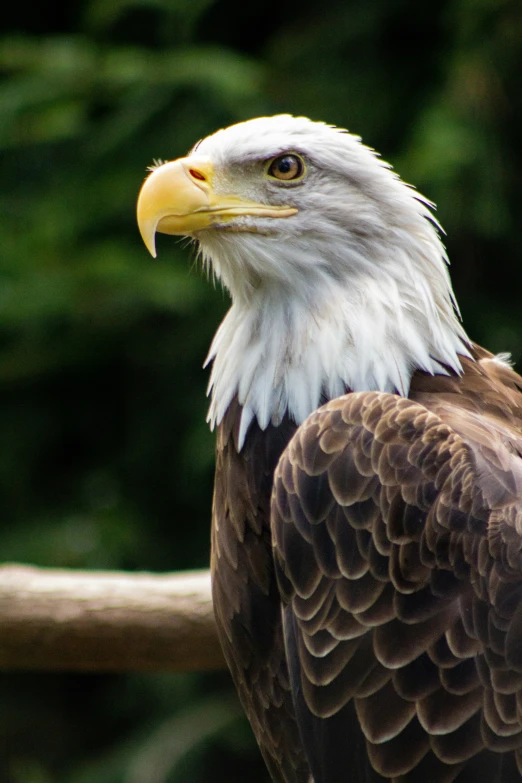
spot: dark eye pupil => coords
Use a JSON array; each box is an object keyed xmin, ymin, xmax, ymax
[{"xmin": 278, "ymin": 157, "xmax": 293, "ymax": 173}]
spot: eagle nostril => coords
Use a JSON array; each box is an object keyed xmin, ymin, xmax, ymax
[{"xmin": 189, "ymin": 168, "xmax": 206, "ymax": 182}]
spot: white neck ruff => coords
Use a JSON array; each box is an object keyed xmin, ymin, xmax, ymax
[{"xmin": 202, "ymin": 227, "xmax": 470, "ymax": 449}]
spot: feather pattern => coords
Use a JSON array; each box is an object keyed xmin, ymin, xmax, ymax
[{"xmin": 269, "ymin": 348, "xmax": 522, "ymax": 782}]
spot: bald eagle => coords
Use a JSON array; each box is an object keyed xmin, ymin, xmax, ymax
[{"xmin": 137, "ymin": 116, "xmax": 522, "ymax": 783}]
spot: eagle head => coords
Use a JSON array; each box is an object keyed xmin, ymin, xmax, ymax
[{"xmin": 137, "ymin": 115, "xmax": 470, "ymax": 447}]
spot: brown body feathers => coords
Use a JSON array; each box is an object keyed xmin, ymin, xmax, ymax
[{"xmin": 212, "ymin": 346, "xmax": 522, "ymax": 783}]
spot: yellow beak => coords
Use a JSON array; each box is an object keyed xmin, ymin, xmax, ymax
[{"xmin": 136, "ymin": 157, "xmax": 298, "ymax": 257}]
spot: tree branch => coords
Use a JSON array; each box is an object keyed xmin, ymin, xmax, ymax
[{"xmin": 0, "ymin": 564, "xmax": 225, "ymax": 672}]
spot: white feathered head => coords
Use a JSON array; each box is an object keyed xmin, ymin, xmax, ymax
[{"xmin": 137, "ymin": 115, "xmax": 470, "ymax": 446}]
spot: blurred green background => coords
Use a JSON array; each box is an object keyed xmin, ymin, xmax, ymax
[{"xmin": 0, "ymin": 0, "xmax": 521, "ymax": 780}]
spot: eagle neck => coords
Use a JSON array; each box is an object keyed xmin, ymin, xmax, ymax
[{"xmin": 205, "ymin": 258, "xmax": 471, "ymax": 450}]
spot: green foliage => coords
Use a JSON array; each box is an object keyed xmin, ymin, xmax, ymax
[{"xmin": 0, "ymin": 0, "xmax": 521, "ymax": 780}]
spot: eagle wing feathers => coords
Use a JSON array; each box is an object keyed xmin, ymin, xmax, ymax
[{"xmin": 272, "ymin": 389, "xmax": 522, "ymax": 782}]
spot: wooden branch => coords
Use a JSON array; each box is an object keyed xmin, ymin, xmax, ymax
[{"xmin": 0, "ymin": 564, "xmax": 225, "ymax": 673}]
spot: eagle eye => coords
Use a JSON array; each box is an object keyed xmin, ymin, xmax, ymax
[{"xmin": 267, "ymin": 154, "xmax": 305, "ymax": 182}]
